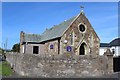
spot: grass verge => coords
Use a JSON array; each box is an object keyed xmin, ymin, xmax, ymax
[{"xmin": 0, "ymin": 61, "xmax": 13, "ymax": 76}]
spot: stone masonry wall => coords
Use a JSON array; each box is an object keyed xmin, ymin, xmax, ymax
[
  {"xmin": 60, "ymin": 13, "xmax": 100, "ymax": 55},
  {"xmin": 6, "ymin": 53, "xmax": 113, "ymax": 78},
  {"xmin": 44, "ymin": 40, "xmax": 59, "ymax": 55}
]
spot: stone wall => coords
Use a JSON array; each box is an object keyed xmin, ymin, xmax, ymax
[
  {"xmin": 60, "ymin": 13, "xmax": 100, "ymax": 55},
  {"xmin": 20, "ymin": 31, "xmax": 24, "ymax": 53},
  {"xmin": 44, "ymin": 40, "xmax": 59, "ymax": 55},
  {"xmin": 6, "ymin": 53, "xmax": 113, "ymax": 78}
]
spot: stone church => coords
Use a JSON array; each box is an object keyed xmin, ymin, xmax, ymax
[{"xmin": 20, "ymin": 11, "xmax": 100, "ymax": 55}]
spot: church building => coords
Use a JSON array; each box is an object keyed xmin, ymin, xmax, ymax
[{"xmin": 20, "ymin": 10, "xmax": 100, "ymax": 55}]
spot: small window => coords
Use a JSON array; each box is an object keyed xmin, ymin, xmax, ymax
[
  {"xmin": 79, "ymin": 24, "xmax": 85, "ymax": 32},
  {"xmin": 33, "ymin": 46, "xmax": 39, "ymax": 54},
  {"xmin": 50, "ymin": 44, "xmax": 54, "ymax": 49}
]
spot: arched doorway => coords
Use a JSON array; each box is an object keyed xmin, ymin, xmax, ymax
[{"xmin": 79, "ymin": 43, "xmax": 87, "ymax": 55}]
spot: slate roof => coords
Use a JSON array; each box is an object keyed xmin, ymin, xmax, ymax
[
  {"xmin": 100, "ymin": 43, "xmax": 109, "ymax": 47},
  {"xmin": 24, "ymin": 34, "xmax": 41, "ymax": 42},
  {"xmin": 23, "ymin": 16, "xmax": 76, "ymax": 42},
  {"xmin": 109, "ymin": 38, "xmax": 120, "ymax": 46},
  {"xmin": 100, "ymin": 38, "xmax": 120, "ymax": 47}
]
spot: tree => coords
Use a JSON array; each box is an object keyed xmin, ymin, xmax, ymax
[
  {"xmin": 12, "ymin": 43, "xmax": 20, "ymax": 52},
  {"xmin": 0, "ymin": 48, "xmax": 4, "ymax": 54}
]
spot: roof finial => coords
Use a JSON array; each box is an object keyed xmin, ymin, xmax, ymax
[{"xmin": 80, "ymin": 6, "xmax": 84, "ymax": 13}]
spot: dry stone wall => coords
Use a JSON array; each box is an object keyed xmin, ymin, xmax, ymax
[{"xmin": 6, "ymin": 53, "xmax": 113, "ymax": 78}]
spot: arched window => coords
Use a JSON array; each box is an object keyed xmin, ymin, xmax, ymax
[
  {"xmin": 89, "ymin": 33, "xmax": 93, "ymax": 48},
  {"xmin": 70, "ymin": 32, "xmax": 74, "ymax": 46}
]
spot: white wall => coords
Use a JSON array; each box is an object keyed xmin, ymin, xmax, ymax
[
  {"xmin": 99, "ymin": 47, "xmax": 107, "ymax": 55},
  {"xmin": 100, "ymin": 46, "xmax": 120, "ymax": 57},
  {"xmin": 110, "ymin": 46, "xmax": 120, "ymax": 57}
]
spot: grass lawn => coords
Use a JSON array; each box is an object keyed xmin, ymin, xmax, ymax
[{"xmin": 0, "ymin": 61, "xmax": 13, "ymax": 76}]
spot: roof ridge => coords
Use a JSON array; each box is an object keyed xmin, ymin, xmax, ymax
[
  {"xmin": 25, "ymin": 33, "xmax": 41, "ymax": 36},
  {"xmin": 42, "ymin": 16, "xmax": 76, "ymax": 34},
  {"xmin": 23, "ymin": 15, "xmax": 76, "ymax": 42}
]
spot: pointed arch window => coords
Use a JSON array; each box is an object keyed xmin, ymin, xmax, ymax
[
  {"xmin": 70, "ymin": 31, "xmax": 74, "ymax": 46},
  {"xmin": 89, "ymin": 33, "xmax": 93, "ymax": 48}
]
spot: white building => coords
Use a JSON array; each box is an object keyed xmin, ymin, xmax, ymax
[
  {"xmin": 99, "ymin": 43, "xmax": 109, "ymax": 55},
  {"xmin": 100, "ymin": 38, "xmax": 120, "ymax": 57}
]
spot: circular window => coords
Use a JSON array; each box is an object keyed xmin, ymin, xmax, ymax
[{"xmin": 79, "ymin": 24, "xmax": 85, "ymax": 32}]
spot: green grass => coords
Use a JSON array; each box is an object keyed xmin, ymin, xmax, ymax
[{"xmin": 0, "ymin": 61, "xmax": 13, "ymax": 76}]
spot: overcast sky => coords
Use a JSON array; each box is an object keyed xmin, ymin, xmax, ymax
[{"xmin": 2, "ymin": 2, "xmax": 118, "ymax": 49}]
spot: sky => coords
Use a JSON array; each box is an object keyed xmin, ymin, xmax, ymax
[{"xmin": 2, "ymin": 2, "xmax": 118, "ymax": 49}]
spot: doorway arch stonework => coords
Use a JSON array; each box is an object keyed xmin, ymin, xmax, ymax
[{"xmin": 79, "ymin": 42, "xmax": 89, "ymax": 55}]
